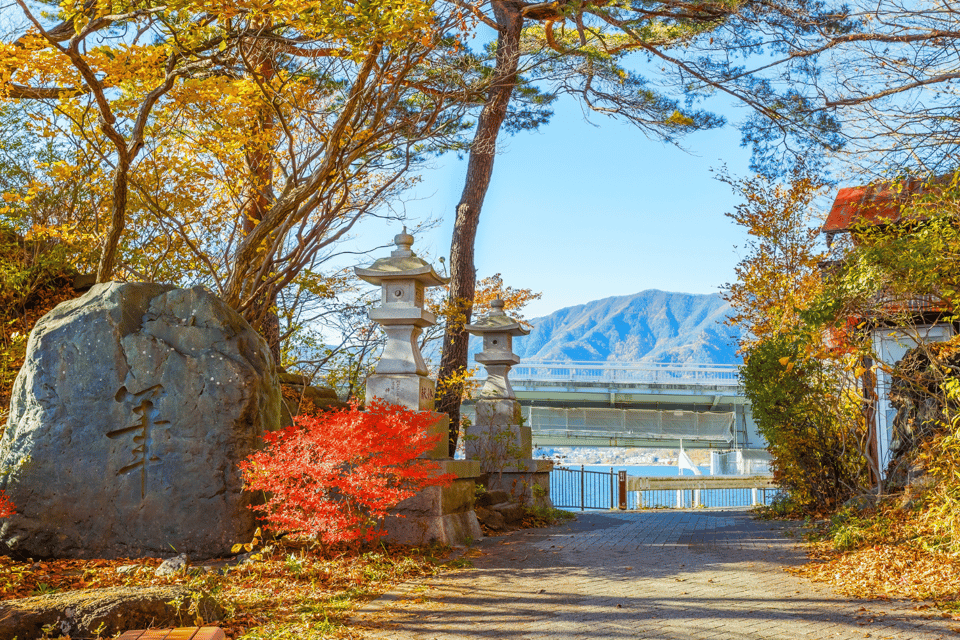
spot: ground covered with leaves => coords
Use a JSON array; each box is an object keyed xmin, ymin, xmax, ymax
[
  {"xmin": 764, "ymin": 501, "xmax": 960, "ymax": 614},
  {"xmin": 0, "ymin": 539, "xmax": 473, "ymax": 639},
  {"xmin": 0, "ymin": 504, "xmax": 575, "ymax": 638}
]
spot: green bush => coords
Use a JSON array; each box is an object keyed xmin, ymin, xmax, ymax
[{"xmin": 741, "ymin": 335, "xmax": 871, "ymax": 515}]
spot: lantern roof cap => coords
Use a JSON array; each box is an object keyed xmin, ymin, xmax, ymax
[
  {"xmin": 354, "ymin": 227, "xmax": 448, "ymax": 286},
  {"xmin": 466, "ymin": 298, "xmax": 529, "ymax": 336}
]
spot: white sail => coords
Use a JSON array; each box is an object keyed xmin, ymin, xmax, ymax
[{"xmin": 678, "ymin": 441, "xmax": 702, "ymax": 476}]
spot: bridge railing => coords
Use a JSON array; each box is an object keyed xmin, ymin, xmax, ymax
[{"xmin": 507, "ymin": 361, "xmax": 740, "ymax": 386}]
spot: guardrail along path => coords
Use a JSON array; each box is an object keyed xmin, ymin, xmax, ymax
[{"xmin": 354, "ymin": 509, "xmax": 957, "ymax": 639}]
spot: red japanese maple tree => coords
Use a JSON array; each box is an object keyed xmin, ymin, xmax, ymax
[{"xmin": 239, "ymin": 399, "xmax": 453, "ymax": 544}]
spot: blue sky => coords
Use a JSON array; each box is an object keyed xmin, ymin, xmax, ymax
[{"xmin": 381, "ymin": 96, "xmax": 760, "ymax": 320}]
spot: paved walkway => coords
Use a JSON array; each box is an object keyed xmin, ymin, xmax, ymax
[{"xmin": 354, "ymin": 509, "xmax": 960, "ymax": 639}]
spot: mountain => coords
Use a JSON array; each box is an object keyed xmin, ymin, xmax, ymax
[{"xmin": 481, "ymin": 290, "xmax": 741, "ymax": 365}]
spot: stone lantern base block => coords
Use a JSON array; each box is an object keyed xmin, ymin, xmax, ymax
[
  {"xmin": 382, "ymin": 459, "xmax": 482, "ymax": 547},
  {"xmin": 469, "ymin": 397, "xmax": 533, "ymax": 461},
  {"xmin": 482, "ymin": 459, "xmax": 555, "ymax": 509},
  {"xmin": 366, "ymin": 374, "xmax": 435, "ymax": 412},
  {"xmin": 465, "ymin": 424, "xmax": 532, "ymax": 463},
  {"xmin": 474, "ymin": 398, "xmax": 522, "ymax": 428}
]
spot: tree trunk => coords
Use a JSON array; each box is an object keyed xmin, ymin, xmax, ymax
[
  {"xmin": 861, "ymin": 357, "xmax": 880, "ymax": 488},
  {"xmin": 437, "ymin": 1, "xmax": 524, "ymax": 455},
  {"xmin": 261, "ymin": 308, "xmax": 281, "ymax": 365},
  {"xmin": 239, "ymin": 52, "xmax": 281, "ymax": 365},
  {"xmin": 95, "ymin": 151, "xmax": 131, "ymax": 283}
]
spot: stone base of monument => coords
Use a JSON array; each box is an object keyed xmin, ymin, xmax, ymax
[
  {"xmin": 366, "ymin": 374, "xmax": 436, "ymax": 412},
  {"xmin": 413, "ymin": 410, "xmax": 451, "ymax": 460},
  {"xmin": 372, "ymin": 412, "xmax": 482, "ymax": 546},
  {"xmin": 482, "ymin": 459, "xmax": 555, "ymax": 509},
  {"xmin": 381, "ymin": 459, "xmax": 482, "ymax": 546}
]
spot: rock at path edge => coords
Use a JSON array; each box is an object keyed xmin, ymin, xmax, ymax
[
  {"xmin": 0, "ymin": 282, "xmax": 281, "ymax": 559},
  {"xmin": 0, "ymin": 585, "xmax": 224, "ymax": 640}
]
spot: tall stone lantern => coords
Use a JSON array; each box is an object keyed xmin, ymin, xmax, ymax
[
  {"xmin": 466, "ymin": 299, "xmax": 553, "ymax": 507},
  {"xmin": 355, "ymin": 228, "xmax": 445, "ymax": 411},
  {"xmin": 469, "ymin": 298, "xmax": 527, "ymax": 400},
  {"xmin": 355, "ymin": 229, "xmax": 482, "ymax": 546}
]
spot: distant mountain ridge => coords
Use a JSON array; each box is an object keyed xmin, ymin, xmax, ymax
[{"xmin": 475, "ymin": 289, "xmax": 741, "ymax": 365}]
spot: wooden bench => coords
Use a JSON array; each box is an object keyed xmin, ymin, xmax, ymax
[{"xmin": 116, "ymin": 627, "xmax": 225, "ymax": 640}]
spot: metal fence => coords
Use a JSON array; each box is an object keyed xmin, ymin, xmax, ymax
[
  {"xmin": 550, "ymin": 466, "xmax": 779, "ymax": 511},
  {"xmin": 551, "ymin": 466, "xmax": 618, "ymax": 510}
]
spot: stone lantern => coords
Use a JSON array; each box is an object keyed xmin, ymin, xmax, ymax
[
  {"xmin": 355, "ymin": 228, "xmax": 447, "ymax": 411},
  {"xmin": 466, "ymin": 298, "xmax": 528, "ymax": 400},
  {"xmin": 466, "ymin": 299, "xmax": 553, "ymax": 507},
  {"xmin": 354, "ymin": 229, "xmax": 482, "ymax": 546}
]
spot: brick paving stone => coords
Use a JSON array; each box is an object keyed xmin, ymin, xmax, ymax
[{"xmin": 353, "ymin": 509, "xmax": 960, "ymax": 639}]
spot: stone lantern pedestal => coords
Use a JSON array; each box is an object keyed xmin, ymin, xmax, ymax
[
  {"xmin": 465, "ymin": 300, "xmax": 553, "ymax": 508},
  {"xmin": 356, "ymin": 230, "xmax": 481, "ymax": 546}
]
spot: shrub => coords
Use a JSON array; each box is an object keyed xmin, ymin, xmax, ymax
[
  {"xmin": 239, "ymin": 399, "xmax": 454, "ymax": 544},
  {"xmin": 741, "ymin": 335, "xmax": 871, "ymax": 514}
]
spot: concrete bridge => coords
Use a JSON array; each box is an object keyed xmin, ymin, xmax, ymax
[{"xmin": 463, "ymin": 361, "xmax": 763, "ymax": 450}]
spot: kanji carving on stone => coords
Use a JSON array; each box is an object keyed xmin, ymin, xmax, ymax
[{"xmin": 108, "ymin": 384, "xmax": 168, "ymax": 499}]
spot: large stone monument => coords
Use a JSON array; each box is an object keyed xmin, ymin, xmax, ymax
[
  {"xmin": 355, "ymin": 230, "xmax": 481, "ymax": 545},
  {"xmin": 465, "ymin": 299, "xmax": 553, "ymax": 507},
  {"xmin": 0, "ymin": 283, "xmax": 280, "ymax": 559}
]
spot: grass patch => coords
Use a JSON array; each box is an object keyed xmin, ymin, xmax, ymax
[{"xmin": 524, "ymin": 506, "xmax": 576, "ymax": 527}]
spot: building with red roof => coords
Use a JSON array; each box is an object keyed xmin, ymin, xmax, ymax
[
  {"xmin": 822, "ymin": 181, "xmax": 955, "ymax": 482},
  {"xmin": 822, "ymin": 179, "xmax": 932, "ymax": 246}
]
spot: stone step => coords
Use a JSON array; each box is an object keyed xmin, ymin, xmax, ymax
[{"xmin": 117, "ymin": 627, "xmax": 225, "ymax": 640}]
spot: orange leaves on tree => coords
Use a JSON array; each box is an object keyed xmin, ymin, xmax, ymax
[
  {"xmin": 720, "ymin": 167, "xmax": 828, "ymax": 351},
  {"xmin": 3, "ymin": 0, "xmax": 475, "ymax": 344},
  {"xmin": 726, "ymin": 167, "xmax": 873, "ymax": 514},
  {"xmin": 239, "ymin": 399, "xmax": 454, "ymax": 544},
  {"xmin": 473, "ymin": 274, "xmax": 541, "ymax": 325},
  {"xmin": 427, "ymin": 273, "xmax": 541, "ymax": 337}
]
